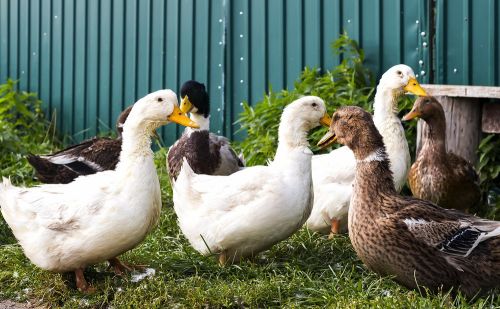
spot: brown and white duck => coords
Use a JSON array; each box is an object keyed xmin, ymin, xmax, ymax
[
  {"xmin": 167, "ymin": 80, "xmax": 244, "ymax": 182},
  {"xmin": 402, "ymin": 96, "xmax": 480, "ymax": 212},
  {"xmin": 27, "ymin": 106, "xmax": 132, "ymax": 184},
  {"xmin": 317, "ymin": 106, "xmax": 500, "ymax": 298}
]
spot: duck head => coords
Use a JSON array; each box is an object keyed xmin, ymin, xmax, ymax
[
  {"xmin": 179, "ymin": 80, "xmax": 210, "ymax": 116},
  {"xmin": 179, "ymin": 80, "xmax": 210, "ymax": 130},
  {"xmin": 125, "ymin": 89, "xmax": 199, "ymax": 135},
  {"xmin": 317, "ymin": 106, "xmax": 384, "ymax": 159},
  {"xmin": 378, "ymin": 64, "xmax": 427, "ymax": 97},
  {"xmin": 276, "ymin": 96, "xmax": 331, "ymax": 150},
  {"xmin": 402, "ymin": 96, "xmax": 445, "ymax": 122},
  {"xmin": 282, "ymin": 96, "xmax": 331, "ymax": 130}
]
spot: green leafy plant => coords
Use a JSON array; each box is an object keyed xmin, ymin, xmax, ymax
[
  {"xmin": 477, "ymin": 133, "xmax": 500, "ymax": 219},
  {"xmin": 0, "ymin": 79, "xmax": 58, "ymax": 185},
  {"xmin": 235, "ymin": 34, "xmax": 419, "ymax": 166},
  {"xmin": 0, "ymin": 79, "xmax": 61, "ymax": 243}
]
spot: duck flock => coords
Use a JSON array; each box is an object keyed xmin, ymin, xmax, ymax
[{"xmin": 0, "ymin": 64, "xmax": 499, "ymax": 298}]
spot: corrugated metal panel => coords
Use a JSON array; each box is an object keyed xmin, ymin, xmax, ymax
[
  {"xmin": 0, "ymin": 0, "xmax": 432, "ymax": 142},
  {"xmin": 435, "ymin": 0, "xmax": 499, "ymax": 86}
]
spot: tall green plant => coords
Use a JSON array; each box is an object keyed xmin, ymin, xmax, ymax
[
  {"xmin": 0, "ymin": 79, "xmax": 58, "ymax": 185},
  {"xmin": 236, "ymin": 34, "xmax": 409, "ymax": 166},
  {"xmin": 477, "ymin": 133, "xmax": 500, "ymax": 219}
]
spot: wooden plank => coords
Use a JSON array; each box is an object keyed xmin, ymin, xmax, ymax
[
  {"xmin": 416, "ymin": 96, "xmax": 482, "ymax": 164},
  {"xmin": 482, "ymin": 101, "xmax": 500, "ymax": 133},
  {"xmin": 421, "ymin": 84, "xmax": 500, "ymax": 99}
]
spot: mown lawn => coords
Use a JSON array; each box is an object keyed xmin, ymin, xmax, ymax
[{"xmin": 0, "ymin": 150, "xmax": 498, "ymax": 308}]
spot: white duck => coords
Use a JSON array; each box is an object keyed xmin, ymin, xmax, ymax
[
  {"xmin": 305, "ymin": 64, "xmax": 427, "ymax": 236},
  {"xmin": 0, "ymin": 89, "xmax": 198, "ymax": 292},
  {"xmin": 173, "ymin": 96, "xmax": 331, "ymax": 264}
]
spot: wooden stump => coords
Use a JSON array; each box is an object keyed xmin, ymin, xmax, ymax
[
  {"xmin": 482, "ymin": 101, "xmax": 500, "ymax": 133},
  {"xmin": 416, "ymin": 96, "xmax": 482, "ymax": 164}
]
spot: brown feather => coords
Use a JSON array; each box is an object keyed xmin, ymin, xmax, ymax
[
  {"xmin": 329, "ymin": 106, "xmax": 500, "ymax": 298},
  {"xmin": 27, "ymin": 106, "xmax": 132, "ymax": 184},
  {"xmin": 407, "ymin": 97, "xmax": 480, "ymax": 212}
]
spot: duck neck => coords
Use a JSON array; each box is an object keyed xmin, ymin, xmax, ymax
[
  {"xmin": 187, "ymin": 113, "xmax": 210, "ymax": 132},
  {"xmin": 117, "ymin": 120, "xmax": 156, "ymax": 171},
  {"xmin": 421, "ymin": 114, "xmax": 447, "ymax": 156},
  {"xmin": 373, "ymin": 86, "xmax": 402, "ymax": 123},
  {"xmin": 275, "ymin": 116, "xmax": 311, "ymax": 160},
  {"xmin": 354, "ymin": 146, "xmax": 397, "ymax": 198}
]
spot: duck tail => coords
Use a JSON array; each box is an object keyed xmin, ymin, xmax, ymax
[
  {"xmin": 173, "ymin": 158, "xmax": 201, "ymax": 207},
  {"xmin": 0, "ymin": 176, "xmax": 12, "ymax": 189},
  {"xmin": 176, "ymin": 158, "xmax": 195, "ymax": 186},
  {"xmin": 0, "ymin": 177, "xmax": 12, "ymax": 208},
  {"xmin": 26, "ymin": 154, "xmax": 65, "ymax": 184}
]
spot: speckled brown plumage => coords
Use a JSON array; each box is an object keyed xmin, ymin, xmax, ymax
[
  {"xmin": 167, "ymin": 81, "xmax": 243, "ymax": 181},
  {"xmin": 323, "ymin": 106, "xmax": 500, "ymax": 298},
  {"xmin": 404, "ymin": 97, "xmax": 480, "ymax": 212},
  {"xmin": 28, "ymin": 106, "xmax": 132, "ymax": 184}
]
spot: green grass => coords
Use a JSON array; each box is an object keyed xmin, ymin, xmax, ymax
[{"xmin": 0, "ymin": 149, "xmax": 498, "ymax": 308}]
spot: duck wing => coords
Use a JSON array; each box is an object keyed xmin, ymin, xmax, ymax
[
  {"xmin": 448, "ymin": 152, "xmax": 479, "ymax": 185},
  {"xmin": 208, "ymin": 132, "xmax": 245, "ymax": 169},
  {"xmin": 396, "ymin": 199, "xmax": 500, "ymax": 259},
  {"xmin": 174, "ymin": 158, "xmax": 277, "ymax": 213},
  {"xmin": 0, "ymin": 175, "xmax": 112, "ymax": 236},
  {"xmin": 312, "ymin": 146, "xmax": 356, "ymax": 185},
  {"xmin": 29, "ymin": 138, "xmax": 121, "ymax": 183},
  {"xmin": 167, "ymin": 131, "xmax": 244, "ymax": 182},
  {"xmin": 448, "ymin": 153, "xmax": 481, "ymax": 207}
]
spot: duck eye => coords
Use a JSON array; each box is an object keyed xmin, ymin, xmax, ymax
[
  {"xmin": 312, "ymin": 102, "xmax": 317, "ymax": 107},
  {"xmin": 157, "ymin": 97, "xmax": 163, "ymax": 102},
  {"xmin": 396, "ymin": 70, "xmax": 403, "ymax": 76}
]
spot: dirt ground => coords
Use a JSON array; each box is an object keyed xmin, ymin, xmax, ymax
[{"xmin": 0, "ymin": 300, "xmax": 45, "ymax": 309}]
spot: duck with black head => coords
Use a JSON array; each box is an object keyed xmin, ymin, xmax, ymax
[
  {"xmin": 317, "ymin": 106, "xmax": 500, "ymax": 298},
  {"xmin": 402, "ymin": 96, "xmax": 480, "ymax": 212},
  {"xmin": 167, "ymin": 80, "xmax": 244, "ymax": 182}
]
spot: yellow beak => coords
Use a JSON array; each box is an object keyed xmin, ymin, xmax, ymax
[
  {"xmin": 320, "ymin": 113, "xmax": 332, "ymax": 127},
  {"xmin": 180, "ymin": 95, "xmax": 193, "ymax": 113},
  {"xmin": 168, "ymin": 104, "xmax": 199, "ymax": 128},
  {"xmin": 403, "ymin": 77, "xmax": 427, "ymax": 96},
  {"xmin": 402, "ymin": 107, "xmax": 422, "ymax": 121},
  {"xmin": 317, "ymin": 130, "xmax": 337, "ymax": 149}
]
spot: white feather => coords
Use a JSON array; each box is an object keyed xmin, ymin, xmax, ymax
[
  {"xmin": 47, "ymin": 154, "xmax": 104, "ymax": 171},
  {"xmin": 173, "ymin": 96, "xmax": 325, "ymax": 260},
  {"xmin": 0, "ymin": 89, "xmax": 181, "ymax": 273}
]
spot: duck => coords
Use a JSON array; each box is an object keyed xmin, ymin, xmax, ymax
[
  {"xmin": 27, "ymin": 106, "xmax": 133, "ymax": 184},
  {"xmin": 0, "ymin": 89, "xmax": 198, "ymax": 292},
  {"xmin": 306, "ymin": 64, "xmax": 427, "ymax": 236},
  {"xmin": 167, "ymin": 80, "xmax": 244, "ymax": 182},
  {"xmin": 402, "ymin": 96, "xmax": 480, "ymax": 212},
  {"xmin": 173, "ymin": 96, "xmax": 331, "ymax": 265},
  {"xmin": 317, "ymin": 106, "xmax": 500, "ymax": 298}
]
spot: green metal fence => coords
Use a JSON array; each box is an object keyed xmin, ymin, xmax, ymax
[{"xmin": 0, "ymin": 0, "xmax": 497, "ymax": 143}]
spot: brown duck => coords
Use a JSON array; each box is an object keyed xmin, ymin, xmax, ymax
[
  {"xmin": 402, "ymin": 96, "xmax": 480, "ymax": 212},
  {"xmin": 317, "ymin": 106, "xmax": 500, "ymax": 298},
  {"xmin": 167, "ymin": 80, "xmax": 244, "ymax": 182},
  {"xmin": 27, "ymin": 106, "xmax": 132, "ymax": 184}
]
